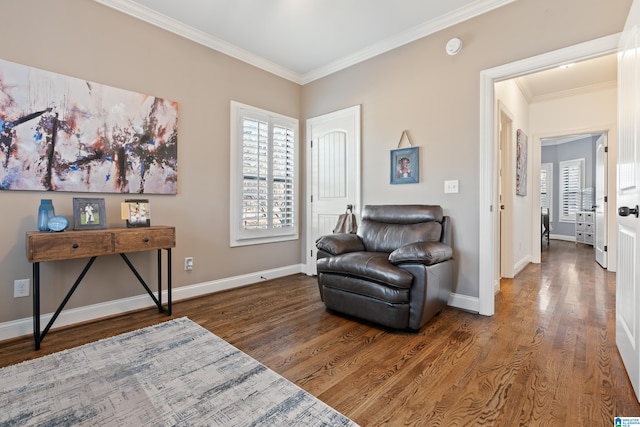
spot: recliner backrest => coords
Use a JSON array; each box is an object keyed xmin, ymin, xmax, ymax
[{"xmin": 358, "ymin": 205, "xmax": 444, "ymax": 253}]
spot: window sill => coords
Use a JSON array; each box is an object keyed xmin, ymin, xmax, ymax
[{"xmin": 230, "ymin": 233, "xmax": 299, "ymax": 247}]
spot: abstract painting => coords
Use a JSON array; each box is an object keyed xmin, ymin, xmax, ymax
[
  {"xmin": 516, "ymin": 129, "xmax": 527, "ymax": 196},
  {"xmin": 0, "ymin": 58, "xmax": 178, "ymax": 194}
]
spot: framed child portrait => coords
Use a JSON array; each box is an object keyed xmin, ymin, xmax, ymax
[{"xmin": 390, "ymin": 146, "xmax": 419, "ymax": 184}]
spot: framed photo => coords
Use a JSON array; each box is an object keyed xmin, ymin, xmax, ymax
[
  {"xmin": 72, "ymin": 198, "xmax": 107, "ymax": 230},
  {"xmin": 121, "ymin": 199, "xmax": 151, "ymax": 228},
  {"xmin": 390, "ymin": 147, "xmax": 419, "ymax": 184}
]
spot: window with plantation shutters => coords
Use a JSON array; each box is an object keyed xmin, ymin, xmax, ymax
[
  {"xmin": 559, "ymin": 158, "xmax": 584, "ymax": 222},
  {"xmin": 230, "ymin": 102, "xmax": 298, "ymax": 246},
  {"xmin": 540, "ymin": 163, "xmax": 553, "ymax": 221}
]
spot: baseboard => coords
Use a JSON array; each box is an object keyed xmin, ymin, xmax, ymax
[
  {"xmin": 168, "ymin": 264, "xmax": 304, "ymax": 301},
  {"xmin": 549, "ymin": 234, "xmax": 575, "ymax": 242},
  {"xmin": 448, "ymin": 292, "xmax": 479, "ymax": 313},
  {"xmin": 0, "ymin": 264, "xmax": 304, "ymax": 342},
  {"xmin": 1, "ymin": 265, "xmax": 481, "ymax": 341},
  {"xmin": 514, "ymin": 255, "xmax": 531, "ymax": 276}
]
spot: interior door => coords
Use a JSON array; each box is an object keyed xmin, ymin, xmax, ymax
[
  {"xmin": 595, "ymin": 133, "xmax": 607, "ymax": 268},
  {"xmin": 498, "ymin": 107, "xmax": 514, "ymax": 280},
  {"xmin": 617, "ymin": 0, "xmax": 640, "ymax": 402},
  {"xmin": 305, "ymin": 105, "xmax": 361, "ymax": 275}
]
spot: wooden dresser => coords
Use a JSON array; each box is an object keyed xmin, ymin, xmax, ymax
[{"xmin": 26, "ymin": 226, "xmax": 175, "ymax": 350}]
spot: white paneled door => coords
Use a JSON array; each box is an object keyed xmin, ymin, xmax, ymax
[
  {"xmin": 595, "ymin": 133, "xmax": 607, "ymax": 268},
  {"xmin": 305, "ymin": 106, "xmax": 361, "ymax": 275},
  {"xmin": 617, "ymin": 0, "xmax": 640, "ymax": 403}
]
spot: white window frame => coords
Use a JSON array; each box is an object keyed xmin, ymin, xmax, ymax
[
  {"xmin": 540, "ymin": 162, "xmax": 553, "ymax": 221},
  {"xmin": 559, "ymin": 158, "xmax": 584, "ymax": 223},
  {"xmin": 230, "ymin": 101, "xmax": 299, "ymax": 246}
]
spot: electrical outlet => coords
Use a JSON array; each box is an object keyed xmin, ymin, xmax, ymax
[
  {"xmin": 14, "ymin": 279, "xmax": 30, "ymax": 298},
  {"xmin": 184, "ymin": 257, "xmax": 194, "ymax": 271}
]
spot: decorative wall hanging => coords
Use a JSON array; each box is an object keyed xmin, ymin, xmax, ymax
[
  {"xmin": 516, "ymin": 129, "xmax": 528, "ymax": 196},
  {"xmin": 390, "ymin": 130, "xmax": 419, "ymax": 184},
  {"xmin": 0, "ymin": 58, "xmax": 178, "ymax": 194}
]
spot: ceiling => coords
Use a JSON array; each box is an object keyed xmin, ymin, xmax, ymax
[
  {"xmin": 95, "ymin": 0, "xmax": 617, "ymax": 94},
  {"xmin": 514, "ymin": 53, "xmax": 617, "ymax": 103},
  {"xmin": 518, "ymin": 53, "xmax": 617, "ymax": 145},
  {"xmin": 96, "ymin": 0, "xmax": 518, "ymax": 83}
]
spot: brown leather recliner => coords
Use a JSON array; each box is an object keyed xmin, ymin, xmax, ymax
[{"xmin": 315, "ymin": 205, "xmax": 454, "ymax": 331}]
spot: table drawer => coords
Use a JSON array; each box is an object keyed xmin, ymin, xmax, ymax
[
  {"xmin": 113, "ymin": 227, "xmax": 175, "ymax": 252},
  {"xmin": 27, "ymin": 231, "xmax": 113, "ymax": 262}
]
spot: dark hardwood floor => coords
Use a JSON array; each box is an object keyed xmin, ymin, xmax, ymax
[{"xmin": 1, "ymin": 240, "xmax": 639, "ymax": 425}]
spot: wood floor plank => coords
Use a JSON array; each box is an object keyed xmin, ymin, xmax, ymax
[{"xmin": 1, "ymin": 240, "xmax": 639, "ymax": 425}]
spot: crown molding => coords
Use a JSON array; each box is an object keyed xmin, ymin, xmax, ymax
[
  {"xmin": 301, "ymin": 0, "xmax": 519, "ymax": 83},
  {"xmin": 95, "ymin": 0, "xmax": 518, "ymax": 85},
  {"xmin": 93, "ymin": 0, "xmax": 303, "ymax": 83}
]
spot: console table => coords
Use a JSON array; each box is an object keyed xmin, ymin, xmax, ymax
[{"xmin": 26, "ymin": 226, "xmax": 175, "ymax": 350}]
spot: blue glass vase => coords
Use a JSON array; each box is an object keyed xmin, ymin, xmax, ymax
[{"xmin": 37, "ymin": 199, "xmax": 55, "ymax": 232}]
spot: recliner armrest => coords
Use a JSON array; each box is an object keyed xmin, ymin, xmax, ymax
[
  {"xmin": 316, "ymin": 233, "xmax": 365, "ymax": 255},
  {"xmin": 388, "ymin": 241, "xmax": 452, "ymax": 266}
]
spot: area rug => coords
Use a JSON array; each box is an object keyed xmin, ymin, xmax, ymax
[{"xmin": 0, "ymin": 317, "xmax": 358, "ymax": 426}]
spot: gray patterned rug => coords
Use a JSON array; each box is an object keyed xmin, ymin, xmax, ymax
[{"xmin": 0, "ymin": 317, "xmax": 358, "ymax": 426}]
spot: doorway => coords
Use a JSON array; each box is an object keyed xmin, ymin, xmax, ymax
[
  {"xmin": 538, "ymin": 132, "xmax": 608, "ymax": 268},
  {"xmin": 478, "ymin": 34, "xmax": 620, "ymax": 316},
  {"xmin": 498, "ymin": 105, "xmax": 514, "ymax": 282}
]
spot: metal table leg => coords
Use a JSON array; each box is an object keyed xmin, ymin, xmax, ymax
[{"xmin": 33, "ymin": 262, "xmax": 40, "ymax": 351}]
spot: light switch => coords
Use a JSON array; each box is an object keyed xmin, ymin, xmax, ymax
[{"xmin": 444, "ymin": 180, "xmax": 459, "ymax": 194}]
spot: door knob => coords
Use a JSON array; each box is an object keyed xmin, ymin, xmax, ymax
[{"xmin": 618, "ymin": 205, "xmax": 639, "ymax": 218}]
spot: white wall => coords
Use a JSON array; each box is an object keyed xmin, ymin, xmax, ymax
[{"xmin": 495, "ymin": 79, "xmax": 533, "ymax": 278}]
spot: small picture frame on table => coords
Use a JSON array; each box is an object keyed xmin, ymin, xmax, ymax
[
  {"xmin": 72, "ymin": 198, "xmax": 107, "ymax": 230},
  {"xmin": 121, "ymin": 199, "xmax": 150, "ymax": 228}
]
